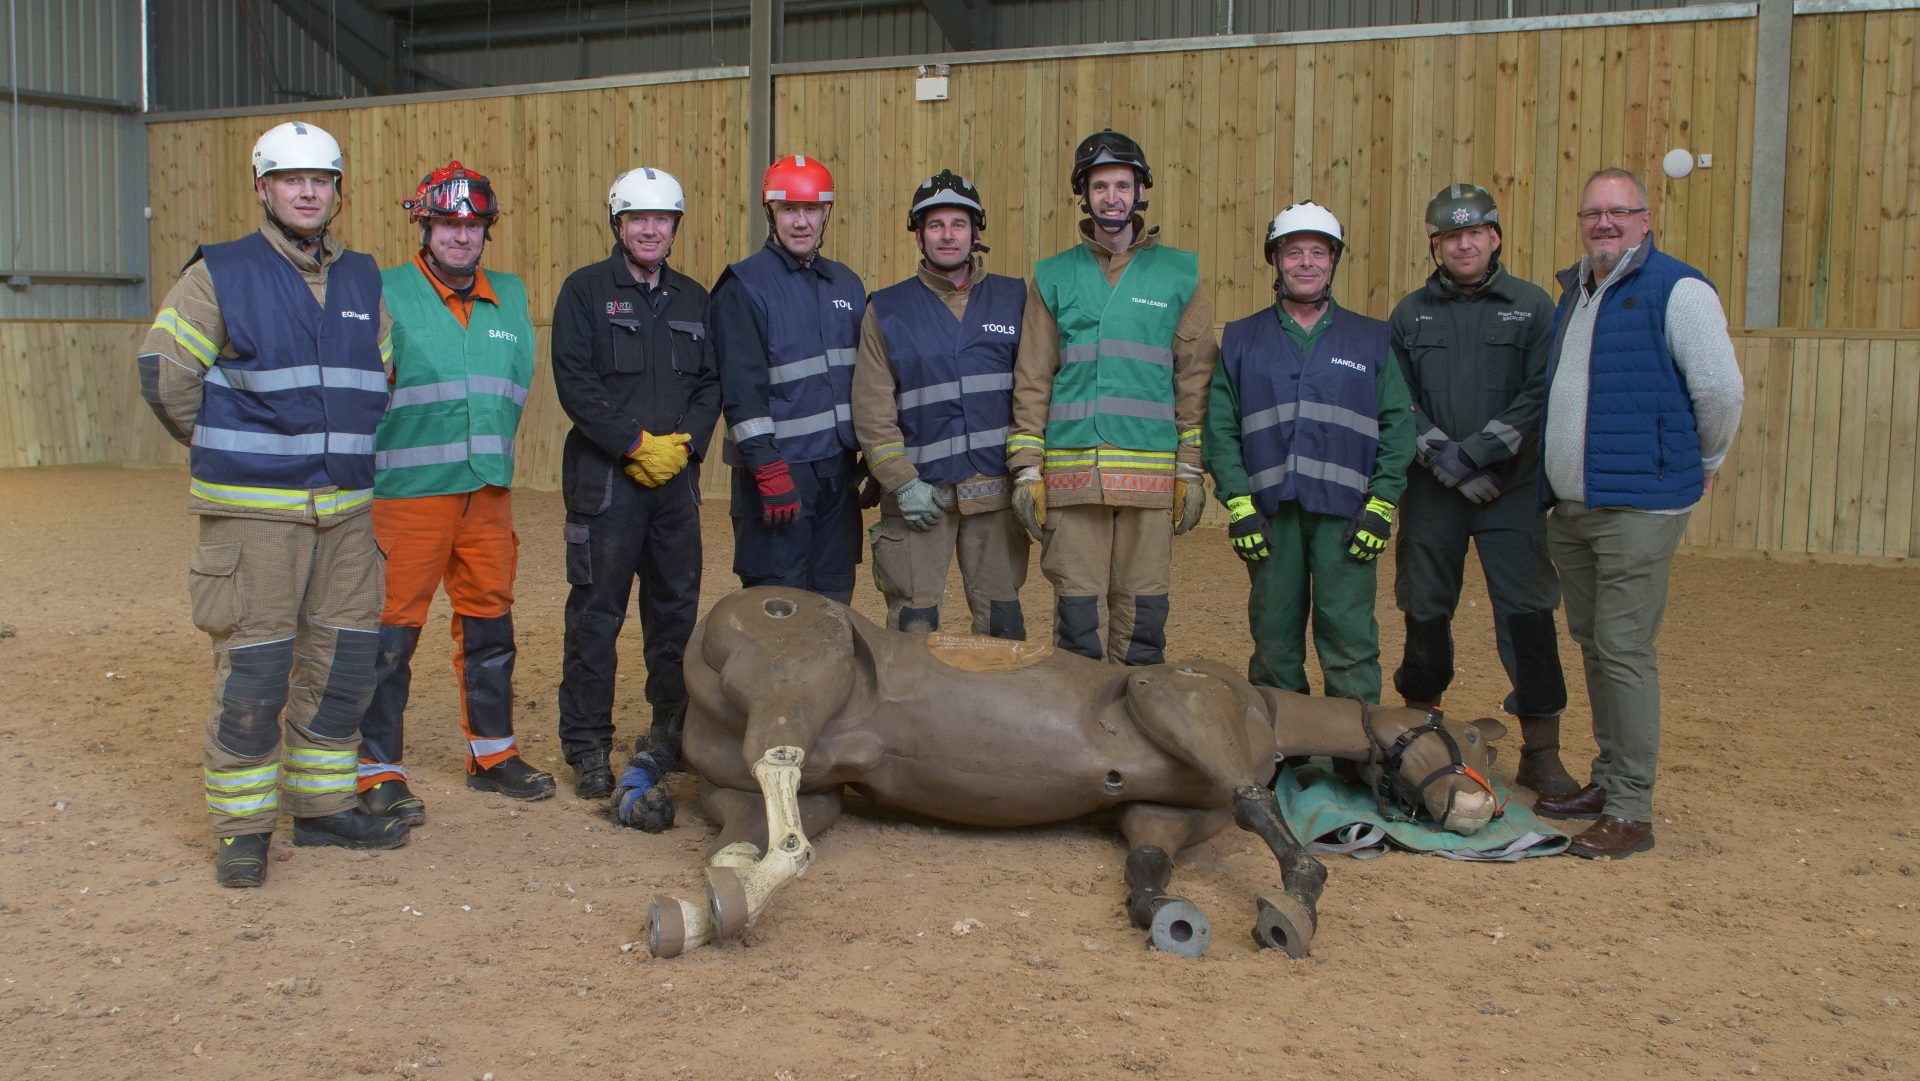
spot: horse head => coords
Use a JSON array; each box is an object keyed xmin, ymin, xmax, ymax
[{"xmin": 1361, "ymin": 707, "xmax": 1508, "ymax": 835}]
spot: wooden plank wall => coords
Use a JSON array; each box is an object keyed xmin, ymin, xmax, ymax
[
  {"xmin": 1780, "ymin": 10, "xmax": 1920, "ymax": 330},
  {"xmin": 778, "ymin": 18, "xmax": 1758, "ymax": 328},
  {"xmin": 13, "ymin": 319, "xmax": 1916, "ymax": 564},
  {"xmin": 145, "ymin": 77, "xmax": 752, "ymax": 312}
]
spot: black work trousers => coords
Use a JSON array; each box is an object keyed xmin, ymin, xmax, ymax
[
  {"xmin": 557, "ymin": 468, "xmax": 702, "ymax": 764},
  {"xmin": 1392, "ymin": 467, "xmax": 1566, "ymax": 717}
]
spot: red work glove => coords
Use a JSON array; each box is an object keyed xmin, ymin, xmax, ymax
[{"xmin": 754, "ymin": 459, "xmax": 801, "ymax": 527}]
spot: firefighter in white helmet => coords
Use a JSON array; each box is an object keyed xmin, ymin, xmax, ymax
[
  {"xmin": 1204, "ymin": 201, "xmax": 1414, "ymax": 703},
  {"xmin": 136, "ymin": 119, "xmax": 408, "ymax": 887},
  {"xmin": 550, "ymin": 167, "xmax": 720, "ymax": 808}
]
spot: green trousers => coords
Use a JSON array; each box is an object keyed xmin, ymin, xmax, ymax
[{"xmin": 1245, "ymin": 502, "xmax": 1381, "ymax": 702}]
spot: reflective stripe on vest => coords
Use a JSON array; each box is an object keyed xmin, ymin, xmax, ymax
[
  {"xmin": 1033, "ymin": 243, "xmax": 1195, "ymax": 453},
  {"xmin": 724, "ymin": 245, "xmax": 865, "ymax": 464},
  {"xmin": 191, "ymin": 232, "xmax": 387, "ymax": 497},
  {"xmin": 374, "ymin": 264, "xmax": 536, "ymax": 498},
  {"xmin": 1221, "ymin": 305, "xmax": 1389, "ymax": 521},
  {"xmin": 869, "ymin": 271, "xmax": 1023, "ymax": 485}
]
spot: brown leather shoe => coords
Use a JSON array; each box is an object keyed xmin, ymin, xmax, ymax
[
  {"xmin": 1532, "ymin": 782, "xmax": 1606, "ymax": 819},
  {"xmin": 1566, "ymin": 815, "xmax": 1655, "ymax": 859}
]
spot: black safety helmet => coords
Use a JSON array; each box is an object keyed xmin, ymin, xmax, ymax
[
  {"xmin": 1070, "ymin": 129, "xmax": 1152, "ymax": 195},
  {"xmin": 907, "ymin": 169, "xmax": 986, "ymax": 232},
  {"xmin": 1425, "ymin": 183, "xmax": 1501, "ymax": 237}
]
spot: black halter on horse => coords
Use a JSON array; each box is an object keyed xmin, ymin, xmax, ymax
[{"xmin": 1357, "ymin": 702, "xmax": 1505, "ymax": 826}]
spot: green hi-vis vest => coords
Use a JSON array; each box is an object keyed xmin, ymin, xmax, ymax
[
  {"xmin": 1033, "ymin": 242, "xmax": 1198, "ymax": 452},
  {"xmin": 374, "ymin": 264, "xmax": 536, "ymax": 499}
]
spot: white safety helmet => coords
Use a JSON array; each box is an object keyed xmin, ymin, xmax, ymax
[
  {"xmin": 251, "ymin": 120, "xmax": 344, "ymax": 180},
  {"xmin": 609, "ymin": 167, "xmax": 686, "ymax": 221},
  {"xmin": 1264, "ymin": 201, "xmax": 1345, "ymax": 265}
]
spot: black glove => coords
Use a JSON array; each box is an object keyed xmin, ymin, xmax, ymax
[{"xmin": 1428, "ymin": 442, "xmax": 1476, "ymax": 488}]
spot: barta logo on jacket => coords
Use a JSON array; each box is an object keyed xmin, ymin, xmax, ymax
[
  {"xmin": 1130, "ymin": 296, "xmax": 1169, "ymax": 309},
  {"xmin": 489, "ymin": 329, "xmax": 519, "ymax": 343},
  {"xmin": 605, "ymin": 300, "xmax": 634, "ymax": 316},
  {"xmin": 1329, "ymin": 356, "xmax": 1368, "ymax": 373},
  {"xmin": 339, "ymin": 309, "xmax": 371, "ymax": 321}
]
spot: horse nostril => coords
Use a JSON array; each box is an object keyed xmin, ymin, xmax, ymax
[{"xmin": 1104, "ymin": 770, "xmax": 1124, "ymax": 794}]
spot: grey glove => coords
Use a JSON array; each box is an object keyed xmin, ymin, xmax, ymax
[
  {"xmin": 1172, "ymin": 463, "xmax": 1207, "ymax": 536},
  {"xmin": 1011, "ymin": 466, "xmax": 1046, "ymax": 540},
  {"xmin": 1457, "ymin": 468, "xmax": 1503, "ymax": 505},
  {"xmin": 1428, "ymin": 441, "xmax": 1477, "ymax": 487},
  {"xmin": 895, "ymin": 477, "xmax": 946, "ymax": 532}
]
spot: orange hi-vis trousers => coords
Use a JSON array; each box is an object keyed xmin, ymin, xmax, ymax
[{"xmin": 357, "ymin": 486, "xmax": 520, "ymax": 790}]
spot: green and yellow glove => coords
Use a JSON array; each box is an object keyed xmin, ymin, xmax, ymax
[
  {"xmin": 1226, "ymin": 495, "xmax": 1270, "ymax": 563},
  {"xmin": 1345, "ymin": 495, "xmax": 1394, "ymax": 563}
]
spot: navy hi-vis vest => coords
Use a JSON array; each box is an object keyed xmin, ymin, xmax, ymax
[
  {"xmin": 870, "ymin": 272, "xmax": 1023, "ymax": 486},
  {"xmin": 1543, "ymin": 241, "xmax": 1710, "ymax": 510},
  {"xmin": 1221, "ymin": 305, "xmax": 1390, "ymax": 521},
  {"xmin": 192, "ymin": 233, "xmax": 387, "ymax": 508},
  {"xmin": 726, "ymin": 245, "xmax": 865, "ymax": 464}
]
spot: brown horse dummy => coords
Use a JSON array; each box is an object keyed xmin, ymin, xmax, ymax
[{"xmin": 633, "ymin": 588, "xmax": 1506, "ymax": 960}]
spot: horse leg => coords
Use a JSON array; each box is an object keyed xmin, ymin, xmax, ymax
[
  {"xmin": 647, "ymin": 781, "xmax": 843, "ymax": 958},
  {"xmin": 1231, "ymin": 782, "xmax": 1328, "ymax": 959},
  {"xmin": 1118, "ymin": 803, "xmax": 1230, "ymax": 958},
  {"xmin": 1125, "ymin": 664, "xmax": 1330, "ymax": 958}
]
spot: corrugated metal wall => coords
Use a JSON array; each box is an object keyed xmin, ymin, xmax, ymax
[
  {"xmin": 149, "ymin": 0, "xmax": 368, "ymax": 111},
  {"xmin": 144, "ymin": 1, "xmax": 1705, "ymax": 108},
  {"xmin": 0, "ymin": 0, "xmax": 148, "ymax": 319}
]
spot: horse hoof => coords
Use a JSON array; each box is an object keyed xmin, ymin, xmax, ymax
[
  {"xmin": 1145, "ymin": 898, "xmax": 1211, "ymax": 958},
  {"xmin": 707, "ymin": 865, "xmax": 751, "ymax": 941},
  {"xmin": 1253, "ymin": 894, "xmax": 1315, "ymax": 958},
  {"xmin": 648, "ymin": 895, "xmax": 688, "ymax": 958}
]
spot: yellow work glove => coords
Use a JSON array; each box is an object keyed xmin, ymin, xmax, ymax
[
  {"xmin": 624, "ymin": 431, "xmax": 692, "ymax": 487},
  {"xmin": 1012, "ymin": 466, "xmax": 1047, "ymax": 541},
  {"xmin": 1226, "ymin": 495, "xmax": 1270, "ymax": 563},
  {"xmin": 1172, "ymin": 463, "xmax": 1207, "ymax": 535},
  {"xmin": 1344, "ymin": 495, "xmax": 1395, "ymax": 563}
]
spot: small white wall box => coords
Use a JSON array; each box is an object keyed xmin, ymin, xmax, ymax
[{"xmin": 915, "ymin": 65, "xmax": 950, "ymax": 102}]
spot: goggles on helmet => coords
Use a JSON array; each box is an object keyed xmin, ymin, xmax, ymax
[{"xmin": 404, "ymin": 162, "xmax": 499, "ymax": 221}]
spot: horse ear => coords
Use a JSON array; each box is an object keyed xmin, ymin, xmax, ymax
[{"xmin": 1467, "ymin": 716, "xmax": 1509, "ymax": 744}]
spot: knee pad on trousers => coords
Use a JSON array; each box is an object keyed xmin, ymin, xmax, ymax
[
  {"xmin": 987, "ymin": 598, "xmax": 1026, "ymax": 641},
  {"xmin": 1394, "ymin": 614, "xmax": 1454, "ymax": 705},
  {"xmin": 216, "ymin": 639, "xmax": 295, "ymax": 758},
  {"xmin": 309, "ymin": 627, "xmax": 379, "ymax": 740},
  {"xmin": 459, "ymin": 612, "xmax": 517, "ymax": 736},
  {"xmin": 1055, "ymin": 595, "xmax": 1102, "ymax": 660},
  {"xmin": 1125, "ymin": 594, "xmax": 1169, "ymax": 666},
  {"xmin": 897, "ymin": 604, "xmax": 940, "ymax": 634},
  {"xmin": 1506, "ymin": 608, "xmax": 1569, "ymax": 717}
]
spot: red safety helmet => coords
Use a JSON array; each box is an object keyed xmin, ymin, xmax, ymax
[
  {"xmin": 761, "ymin": 155, "xmax": 835, "ymax": 206},
  {"xmin": 403, "ymin": 160, "xmax": 499, "ymax": 222}
]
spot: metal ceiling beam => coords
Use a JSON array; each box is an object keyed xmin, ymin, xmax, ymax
[
  {"xmin": 918, "ymin": 0, "xmax": 994, "ymax": 51},
  {"xmin": 268, "ymin": 0, "xmax": 401, "ymax": 94}
]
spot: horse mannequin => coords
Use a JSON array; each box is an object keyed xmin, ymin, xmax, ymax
[{"xmin": 636, "ymin": 588, "xmax": 1505, "ymax": 960}]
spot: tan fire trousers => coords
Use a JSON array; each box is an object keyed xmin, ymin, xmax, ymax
[
  {"xmin": 190, "ymin": 513, "xmax": 383, "ymax": 837},
  {"xmin": 1037, "ymin": 503, "xmax": 1173, "ymax": 664},
  {"xmin": 868, "ymin": 506, "xmax": 1030, "ymax": 636}
]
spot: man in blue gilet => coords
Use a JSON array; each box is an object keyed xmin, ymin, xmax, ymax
[
  {"xmin": 1204, "ymin": 202, "xmax": 1414, "ymax": 702},
  {"xmin": 852, "ymin": 170, "xmax": 1029, "ymax": 637},
  {"xmin": 136, "ymin": 120, "xmax": 410, "ymax": 887},
  {"xmin": 1007, "ymin": 130, "xmax": 1216, "ymax": 664}
]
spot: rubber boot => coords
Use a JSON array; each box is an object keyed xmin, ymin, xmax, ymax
[
  {"xmin": 361, "ymin": 778, "xmax": 426, "ymax": 827},
  {"xmin": 293, "ymin": 807, "xmax": 411, "ymax": 849},
  {"xmin": 1514, "ymin": 715, "xmax": 1580, "ymax": 797},
  {"xmin": 468, "ymin": 755, "xmax": 557, "ymax": 801},
  {"xmin": 572, "ymin": 749, "xmax": 614, "ymax": 799}
]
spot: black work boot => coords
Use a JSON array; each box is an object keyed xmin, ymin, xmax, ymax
[
  {"xmin": 360, "ymin": 779, "xmax": 426, "ymax": 827},
  {"xmin": 1514, "ymin": 715, "xmax": 1581, "ymax": 797},
  {"xmin": 467, "ymin": 755, "xmax": 557, "ymax": 801},
  {"xmin": 571, "ymin": 749, "xmax": 614, "ymax": 800},
  {"xmin": 215, "ymin": 833, "xmax": 271, "ymax": 888},
  {"xmin": 292, "ymin": 808, "xmax": 411, "ymax": 849}
]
